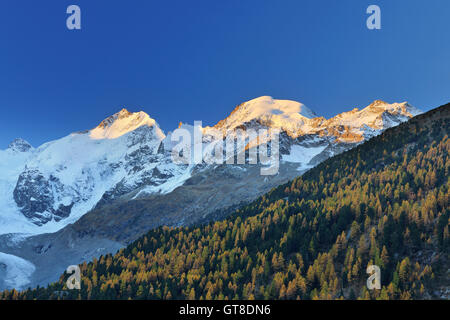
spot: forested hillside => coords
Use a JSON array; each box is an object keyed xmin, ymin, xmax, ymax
[{"xmin": 2, "ymin": 103, "xmax": 449, "ymax": 300}]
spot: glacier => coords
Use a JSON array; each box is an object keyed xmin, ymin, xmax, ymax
[{"xmin": 0, "ymin": 252, "xmax": 35, "ymax": 290}]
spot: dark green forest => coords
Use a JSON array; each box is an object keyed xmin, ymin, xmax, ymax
[{"xmin": 2, "ymin": 104, "xmax": 449, "ymax": 300}]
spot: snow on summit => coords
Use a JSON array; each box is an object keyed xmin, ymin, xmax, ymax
[
  {"xmin": 329, "ymin": 100, "xmax": 422, "ymax": 129},
  {"xmin": 214, "ymin": 96, "xmax": 318, "ymax": 134},
  {"xmin": 212, "ymin": 96, "xmax": 421, "ymax": 141},
  {"xmin": 90, "ymin": 108, "xmax": 165, "ymax": 140}
]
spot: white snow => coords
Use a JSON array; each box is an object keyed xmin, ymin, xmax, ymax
[
  {"xmin": 211, "ymin": 97, "xmax": 421, "ymax": 141},
  {"xmin": 90, "ymin": 109, "xmax": 165, "ymax": 140},
  {"xmin": 324, "ymin": 101, "xmax": 421, "ymax": 132},
  {"xmin": 213, "ymin": 96, "xmax": 317, "ymax": 135},
  {"xmin": 282, "ymin": 144, "xmax": 327, "ymax": 165},
  {"xmin": 133, "ymin": 164, "xmax": 194, "ymax": 198},
  {"xmin": 0, "ymin": 252, "xmax": 35, "ymax": 290}
]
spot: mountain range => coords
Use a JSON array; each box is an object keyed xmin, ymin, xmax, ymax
[
  {"xmin": 0, "ymin": 96, "xmax": 422, "ymax": 290},
  {"xmin": 3, "ymin": 101, "xmax": 448, "ymax": 300}
]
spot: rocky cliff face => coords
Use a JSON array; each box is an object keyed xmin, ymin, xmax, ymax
[{"xmin": 13, "ymin": 169, "xmax": 71, "ymax": 225}]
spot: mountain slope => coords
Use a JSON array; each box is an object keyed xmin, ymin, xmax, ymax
[{"xmin": 4, "ymin": 102, "xmax": 448, "ymax": 300}]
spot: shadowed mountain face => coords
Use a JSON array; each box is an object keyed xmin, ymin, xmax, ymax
[{"xmin": 0, "ymin": 97, "xmax": 421, "ymax": 290}]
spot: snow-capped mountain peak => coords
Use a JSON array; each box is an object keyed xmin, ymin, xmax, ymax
[
  {"xmin": 0, "ymin": 97, "xmax": 421, "ymax": 235},
  {"xmin": 365, "ymin": 100, "xmax": 422, "ymax": 117},
  {"xmin": 328, "ymin": 100, "xmax": 421, "ymax": 135},
  {"xmin": 7, "ymin": 138, "xmax": 33, "ymax": 153},
  {"xmin": 214, "ymin": 96, "xmax": 318, "ymax": 135},
  {"xmin": 367, "ymin": 99, "xmax": 389, "ymax": 108},
  {"xmin": 90, "ymin": 108, "xmax": 164, "ymax": 140}
]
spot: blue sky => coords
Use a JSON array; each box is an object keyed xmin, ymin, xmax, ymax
[{"xmin": 1, "ymin": 0, "xmax": 449, "ymax": 147}]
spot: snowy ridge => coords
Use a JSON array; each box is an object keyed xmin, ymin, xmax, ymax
[
  {"xmin": 211, "ymin": 97, "xmax": 420, "ymax": 142},
  {"xmin": 213, "ymin": 96, "xmax": 317, "ymax": 135},
  {"xmin": 324, "ymin": 100, "xmax": 422, "ymax": 133},
  {"xmin": 90, "ymin": 108, "xmax": 165, "ymax": 140}
]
